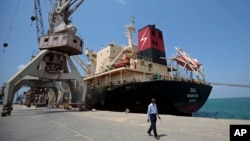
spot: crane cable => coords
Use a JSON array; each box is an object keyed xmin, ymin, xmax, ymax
[
  {"xmin": 210, "ymin": 82, "xmax": 250, "ymax": 88},
  {"xmin": 2, "ymin": 0, "xmax": 20, "ymax": 52}
]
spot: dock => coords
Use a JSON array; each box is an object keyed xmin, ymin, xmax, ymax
[{"xmin": 0, "ymin": 105, "xmax": 249, "ymax": 141}]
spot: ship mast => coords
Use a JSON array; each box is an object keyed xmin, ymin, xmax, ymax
[
  {"xmin": 125, "ymin": 16, "xmax": 135, "ymax": 48},
  {"xmin": 109, "ymin": 17, "xmax": 137, "ymax": 66}
]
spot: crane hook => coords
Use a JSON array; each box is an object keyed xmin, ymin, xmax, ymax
[
  {"xmin": 31, "ymin": 16, "xmax": 36, "ymax": 21},
  {"xmin": 3, "ymin": 42, "xmax": 8, "ymax": 47},
  {"xmin": 31, "ymin": 16, "xmax": 36, "ymax": 26},
  {"xmin": 3, "ymin": 42, "xmax": 8, "ymax": 52}
]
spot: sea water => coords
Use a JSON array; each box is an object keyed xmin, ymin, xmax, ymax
[{"xmin": 193, "ymin": 97, "xmax": 250, "ymax": 120}]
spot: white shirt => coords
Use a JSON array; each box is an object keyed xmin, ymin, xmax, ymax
[{"xmin": 147, "ymin": 103, "xmax": 158, "ymax": 118}]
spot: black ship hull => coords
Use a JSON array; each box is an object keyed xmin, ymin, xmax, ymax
[{"xmin": 85, "ymin": 80, "xmax": 212, "ymax": 116}]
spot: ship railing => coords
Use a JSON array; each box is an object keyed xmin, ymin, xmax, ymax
[
  {"xmin": 104, "ymin": 74, "xmax": 201, "ymax": 86},
  {"xmin": 93, "ymin": 75, "xmax": 153, "ymax": 87},
  {"xmin": 165, "ymin": 58, "xmax": 209, "ymax": 84},
  {"xmin": 149, "ymin": 73, "xmax": 209, "ymax": 85},
  {"xmin": 91, "ymin": 73, "xmax": 210, "ymax": 88}
]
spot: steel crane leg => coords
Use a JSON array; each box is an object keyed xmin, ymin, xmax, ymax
[{"xmin": 1, "ymin": 50, "xmax": 86, "ymax": 116}]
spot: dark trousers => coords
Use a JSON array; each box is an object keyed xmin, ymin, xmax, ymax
[{"xmin": 147, "ymin": 114, "xmax": 158, "ymax": 136}]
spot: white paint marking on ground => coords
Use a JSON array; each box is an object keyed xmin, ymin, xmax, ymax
[{"xmin": 42, "ymin": 117, "xmax": 95, "ymax": 141}]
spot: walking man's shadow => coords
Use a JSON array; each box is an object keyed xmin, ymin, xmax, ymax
[{"xmin": 155, "ymin": 134, "xmax": 167, "ymax": 140}]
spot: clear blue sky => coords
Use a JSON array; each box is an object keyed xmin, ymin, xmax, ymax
[{"xmin": 0, "ymin": 0, "xmax": 250, "ymax": 99}]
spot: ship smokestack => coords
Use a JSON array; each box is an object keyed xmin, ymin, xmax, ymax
[{"xmin": 137, "ymin": 25, "xmax": 167, "ymax": 65}]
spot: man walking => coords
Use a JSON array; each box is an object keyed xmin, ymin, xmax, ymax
[{"xmin": 147, "ymin": 98, "xmax": 161, "ymax": 139}]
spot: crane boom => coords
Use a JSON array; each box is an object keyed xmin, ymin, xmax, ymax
[
  {"xmin": 33, "ymin": 0, "xmax": 45, "ymax": 38},
  {"xmin": 48, "ymin": 0, "xmax": 84, "ymax": 35}
]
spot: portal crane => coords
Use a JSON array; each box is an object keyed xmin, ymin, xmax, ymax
[{"xmin": 2, "ymin": 0, "xmax": 86, "ymax": 116}]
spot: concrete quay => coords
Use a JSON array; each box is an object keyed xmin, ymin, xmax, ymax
[{"xmin": 0, "ymin": 105, "xmax": 249, "ymax": 141}]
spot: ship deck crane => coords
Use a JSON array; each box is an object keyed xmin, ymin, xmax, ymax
[{"xmin": 110, "ymin": 17, "xmax": 136, "ymax": 67}]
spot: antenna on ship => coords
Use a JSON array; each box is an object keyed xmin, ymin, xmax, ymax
[{"xmin": 125, "ymin": 16, "xmax": 136, "ymax": 47}]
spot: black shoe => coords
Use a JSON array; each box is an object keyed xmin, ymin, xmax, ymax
[
  {"xmin": 147, "ymin": 132, "xmax": 152, "ymax": 136},
  {"xmin": 155, "ymin": 136, "xmax": 159, "ymax": 139}
]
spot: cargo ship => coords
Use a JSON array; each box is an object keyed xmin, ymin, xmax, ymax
[
  {"xmin": 82, "ymin": 18, "xmax": 213, "ymax": 116},
  {"xmin": 1, "ymin": 1, "xmax": 212, "ymax": 117}
]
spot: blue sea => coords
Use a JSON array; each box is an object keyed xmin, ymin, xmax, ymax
[{"xmin": 193, "ymin": 97, "xmax": 250, "ymax": 120}]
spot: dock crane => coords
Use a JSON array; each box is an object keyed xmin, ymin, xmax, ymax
[
  {"xmin": 31, "ymin": 0, "xmax": 45, "ymax": 38},
  {"xmin": 2, "ymin": 0, "xmax": 86, "ymax": 116}
]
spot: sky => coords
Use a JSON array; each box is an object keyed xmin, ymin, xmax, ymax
[{"xmin": 0, "ymin": 0, "xmax": 250, "ymax": 99}]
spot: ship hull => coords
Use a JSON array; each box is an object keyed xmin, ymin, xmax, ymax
[{"xmin": 85, "ymin": 80, "xmax": 212, "ymax": 116}]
